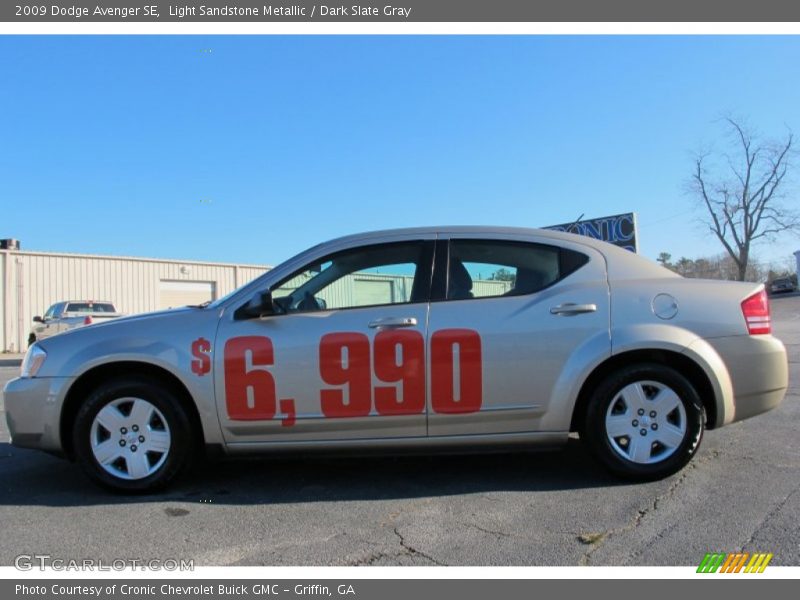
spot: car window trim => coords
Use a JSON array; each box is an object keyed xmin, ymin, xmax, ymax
[
  {"xmin": 433, "ymin": 238, "xmax": 589, "ymax": 303},
  {"xmin": 235, "ymin": 239, "xmax": 437, "ymax": 318}
]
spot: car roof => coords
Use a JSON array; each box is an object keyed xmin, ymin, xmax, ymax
[
  {"xmin": 326, "ymin": 225, "xmax": 583, "ymax": 242},
  {"xmin": 217, "ymin": 225, "xmax": 679, "ymax": 309},
  {"xmin": 321, "ymin": 225, "xmax": 627, "ymax": 253},
  {"xmin": 316, "ymin": 226, "xmax": 674, "ymax": 281}
]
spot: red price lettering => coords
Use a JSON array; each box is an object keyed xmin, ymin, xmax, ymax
[
  {"xmin": 373, "ymin": 330, "xmax": 425, "ymax": 415},
  {"xmin": 191, "ymin": 337, "xmax": 211, "ymax": 376},
  {"xmin": 223, "ymin": 328, "xmax": 482, "ymax": 422},
  {"xmin": 280, "ymin": 399, "xmax": 296, "ymax": 427},
  {"xmin": 430, "ymin": 329, "xmax": 482, "ymax": 414},
  {"xmin": 224, "ymin": 336, "xmax": 277, "ymax": 421},
  {"xmin": 319, "ymin": 332, "xmax": 372, "ymax": 418}
]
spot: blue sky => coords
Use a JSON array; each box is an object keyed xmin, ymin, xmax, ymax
[{"xmin": 1, "ymin": 35, "xmax": 798, "ymax": 268}]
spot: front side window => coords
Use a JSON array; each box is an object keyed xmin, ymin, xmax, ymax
[
  {"xmin": 270, "ymin": 241, "xmax": 433, "ymax": 313},
  {"xmin": 446, "ymin": 239, "xmax": 589, "ymax": 301}
]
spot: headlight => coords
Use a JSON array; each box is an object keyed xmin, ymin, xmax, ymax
[{"xmin": 20, "ymin": 344, "xmax": 47, "ymax": 378}]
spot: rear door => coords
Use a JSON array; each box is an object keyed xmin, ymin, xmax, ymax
[
  {"xmin": 57, "ymin": 302, "xmax": 83, "ymax": 334},
  {"xmin": 426, "ymin": 234, "xmax": 610, "ymax": 436}
]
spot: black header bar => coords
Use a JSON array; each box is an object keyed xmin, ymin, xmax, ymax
[{"xmin": 4, "ymin": 1, "xmax": 800, "ymax": 23}]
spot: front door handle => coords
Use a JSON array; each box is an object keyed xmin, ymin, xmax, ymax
[
  {"xmin": 550, "ymin": 303, "xmax": 597, "ymax": 316},
  {"xmin": 368, "ymin": 317, "xmax": 418, "ymax": 329}
]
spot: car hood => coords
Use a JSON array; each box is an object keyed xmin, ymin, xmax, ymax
[
  {"xmin": 34, "ymin": 306, "xmax": 221, "ymax": 377},
  {"xmin": 100, "ymin": 306, "xmax": 197, "ymax": 324},
  {"xmin": 37, "ymin": 306, "xmax": 209, "ymax": 351}
]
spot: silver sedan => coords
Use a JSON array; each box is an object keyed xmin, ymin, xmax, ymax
[{"xmin": 3, "ymin": 227, "xmax": 788, "ymax": 492}]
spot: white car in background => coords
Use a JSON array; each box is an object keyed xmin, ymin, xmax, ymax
[{"xmin": 29, "ymin": 301, "xmax": 124, "ymax": 345}]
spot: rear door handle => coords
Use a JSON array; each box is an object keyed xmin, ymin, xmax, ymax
[
  {"xmin": 368, "ymin": 317, "xmax": 418, "ymax": 329},
  {"xmin": 550, "ymin": 303, "xmax": 597, "ymax": 316}
]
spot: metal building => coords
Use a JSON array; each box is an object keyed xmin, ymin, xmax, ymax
[
  {"xmin": 0, "ymin": 244, "xmax": 269, "ymax": 352},
  {"xmin": 1, "ymin": 241, "xmax": 513, "ymax": 353}
]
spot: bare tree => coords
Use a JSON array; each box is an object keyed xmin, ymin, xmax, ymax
[{"xmin": 691, "ymin": 118, "xmax": 797, "ymax": 281}]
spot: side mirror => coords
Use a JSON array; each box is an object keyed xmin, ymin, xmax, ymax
[
  {"xmin": 33, "ymin": 316, "xmax": 44, "ymax": 323},
  {"xmin": 234, "ymin": 291, "xmax": 275, "ymax": 320}
]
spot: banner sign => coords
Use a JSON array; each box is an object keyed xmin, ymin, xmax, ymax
[
  {"xmin": 545, "ymin": 212, "xmax": 638, "ymax": 253},
  {"xmin": 4, "ymin": 1, "xmax": 800, "ymax": 22}
]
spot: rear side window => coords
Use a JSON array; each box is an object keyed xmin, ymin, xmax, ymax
[{"xmin": 445, "ymin": 239, "xmax": 589, "ymax": 301}]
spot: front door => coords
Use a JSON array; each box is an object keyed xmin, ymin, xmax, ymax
[{"xmin": 214, "ymin": 238, "xmax": 435, "ymax": 444}]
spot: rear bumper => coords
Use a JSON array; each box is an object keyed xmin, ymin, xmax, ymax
[
  {"xmin": 2, "ymin": 376, "xmax": 73, "ymax": 452},
  {"xmin": 706, "ymin": 335, "xmax": 788, "ymax": 423}
]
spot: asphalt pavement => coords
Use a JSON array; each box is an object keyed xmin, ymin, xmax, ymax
[{"xmin": 0, "ymin": 295, "xmax": 797, "ymax": 566}]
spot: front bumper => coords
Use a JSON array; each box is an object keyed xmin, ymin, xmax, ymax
[
  {"xmin": 3, "ymin": 376, "xmax": 74, "ymax": 452},
  {"xmin": 707, "ymin": 334, "xmax": 788, "ymax": 423}
]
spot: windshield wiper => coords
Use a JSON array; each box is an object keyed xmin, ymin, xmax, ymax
[{"xmin": 187, "ymin": 300, "xmax": 212, "ymax": 308}]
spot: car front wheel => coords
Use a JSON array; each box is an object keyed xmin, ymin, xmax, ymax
[
  {"xmin": 582, "ymin": 364, "xmax": 705, "ymax": 481},
  {"xmin": 72, "ymin": 378, "xmax": 193, "ymax": 493}
]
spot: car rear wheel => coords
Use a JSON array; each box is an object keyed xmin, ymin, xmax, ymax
[
  {"xmin": 582, "ymin": 364, "xmax": 705, "ymax": 480},
  {"xmin": 72, "ymin": 378, "xmax": 193, "ymax": 493}
]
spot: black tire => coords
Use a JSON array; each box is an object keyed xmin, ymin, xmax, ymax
[
  {"xmin": 72, "ymin": 378, "xmax": 194, "ymax": 493},
  {"xmin": 581, "ymin": 363, "xmax": 705, "ymax": 481},
  {"xmin": 28, "ymin": 333, "xmax": 37, "ymax": 347}
]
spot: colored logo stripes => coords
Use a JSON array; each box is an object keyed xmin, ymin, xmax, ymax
[{"xmin": 697, "ymin": 552, "xmax": 773, "ymax": 573}]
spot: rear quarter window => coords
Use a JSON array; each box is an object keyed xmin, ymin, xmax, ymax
[{"xmin": 446, "ymin": 239, "xmax": 590, "ymax": 300}]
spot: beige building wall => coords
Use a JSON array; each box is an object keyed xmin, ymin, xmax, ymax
[
  {"xmin": 0, "ymin": 249, "xmax": 270, "ymax": 353},
  {"xmin": 0, "ymin": 249, "xmax": 514, "ymax": 353}
]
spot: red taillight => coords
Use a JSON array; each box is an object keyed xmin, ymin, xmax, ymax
[
  {"xmin": 83, "ymin": 316, "xmax": 93, "ymax": 325},
  {"xmin": 741, "ymin": 289, "xmax": 771, "ymax": 335}
]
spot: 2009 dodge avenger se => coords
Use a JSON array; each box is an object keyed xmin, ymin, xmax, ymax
[{"xmin": 3, "ymin": 227, "xmax": 788, "ymax": 492}]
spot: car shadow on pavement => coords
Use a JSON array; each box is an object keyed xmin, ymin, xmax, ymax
[{"xmin": 0, "ymin": 439, "xmax": 625, "ymax": 507}]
